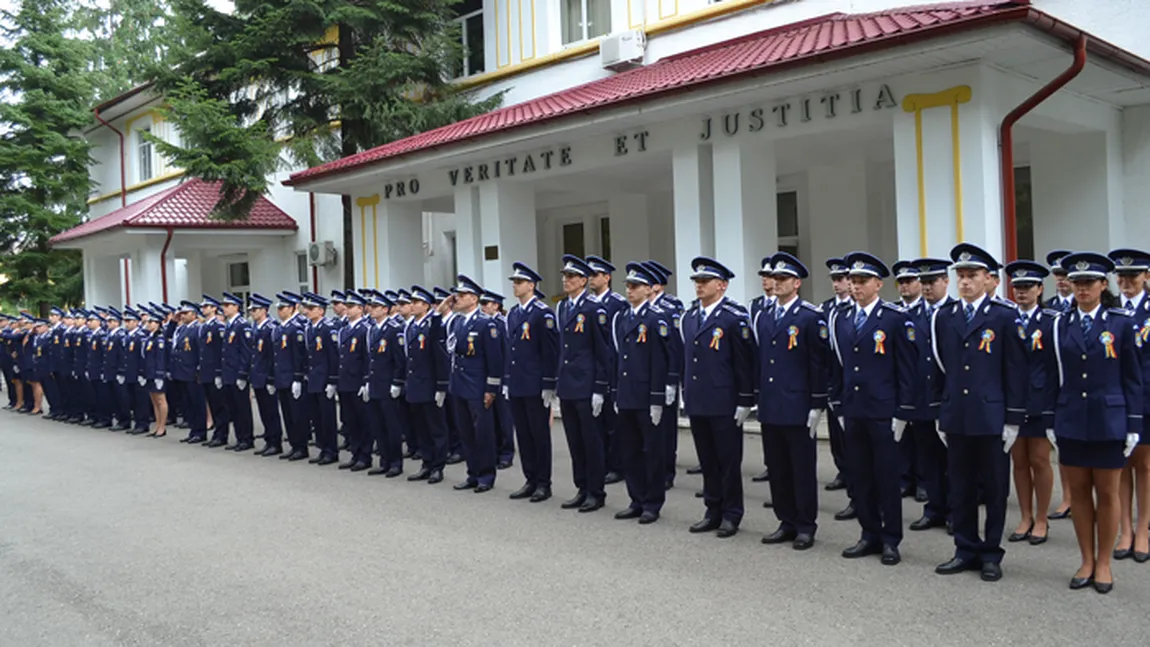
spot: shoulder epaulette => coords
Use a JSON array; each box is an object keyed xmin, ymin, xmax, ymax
[
  {"xmin": 1108, "ymin": 307, "xmax": 1134, "ymax": 318},
  {"xmin": 722, "ymin": 303, "xmax": 749, "ymax": 319},
  {"xmin": 649, "ymin": 304, "xmax": 665, "ymax": 315},
  {"xmin": 799, "ymin": 301, "xmax": 822, "ymax": 313},
  {"xmin": 991, "ymin": 297, "xmax": 1018, "ymax": 309},
  {"xmin": 880, "ymin": 302, "xmax": 907, "ymax": 314},
  {"xmin": 1041, "ymin": 308, "xmax": 1062, "ymax": 318}
]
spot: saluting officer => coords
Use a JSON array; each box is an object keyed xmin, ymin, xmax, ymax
[
  {"xmin": 172, "ymin": 301, "xmax": 208, "ymax": 444},
  {"xmin": 45, "ymin": 308, "xmax": 66, "ymax": 420},
  {"xmin": 611, "ymin": 262, "xmax": 671, "ymax": 524},
  {"xmin": 274, "ymin": 292, "xmax": 311, "ymax": 461},
  {"xmin": 644, "ymin": 261, "xmax": 684, "ymax": 491},
  {"xmin": 931, "ymin": 243, "xmax": 1026, "ymax": 583},
  {"xmin": 300, "ymin": 292, "xmax": 340, "ymax": 465},
  {"xmin": 199, "ymin": 295, "xmax": 230, "ymax": 448},
  {"xmin": 750, "ymin": 256, "xmax": 781, "ymax": 489},
  {"xmin": 829, "ymin": 252, "xmax": 916, "ymax": 566},
  {"xmin": 682, "ymin": 257, "xmax": 754, "ymax": 539},
  {"xmin": 755, "ymin": 252, "xmax": 829, "ymax": 550},
  {"xmin": 505, "ymin": 262, "xmax": 560, "ymax": 503},
  {"xmin": 338, "ymin": 290, "xmax": 372, "ymax": 471},
  {"xmin": 392, "ymin": 289, "xmax": 421, "ymax": 461},
  {"xmin": 556, "ymin": 255, "xmax": 614, "ymax": 513},
  {"xmin": 481, "ymin": 290, "xmax": 516, "ymax": 470},
  {"xmin": 821, "ymin": 259, "xmax": 854, "ymax": 509},
  {"xmin": 364, "ymin": 290, "xmax": 406, "ymax": 477},
  {"xmin": 220, "ymin": 293, "xmax": 255, "ymax": 451},
  {"xmin": 0, "ymin": 317, "xmax": 15, "ymax": 410},
  {"xmin": 141, "ymin": 308, "xmax": 169, "ymax": 437},
  {"xmin": 405, "ymin": 285, "xmax": 449, "ymax": 484},
  {"xmin": 247, "ymin": 294, "xmax": 284, "ymax": 457}
]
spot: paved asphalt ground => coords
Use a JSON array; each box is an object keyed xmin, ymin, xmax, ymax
[{"xmin": 2, "ymin": 412, "xmax": 1147, "ymax": 647}]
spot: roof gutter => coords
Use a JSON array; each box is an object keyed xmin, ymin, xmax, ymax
[{"xmin": 93, "ymin": 106, "xmax": 127, "ymax": 208}]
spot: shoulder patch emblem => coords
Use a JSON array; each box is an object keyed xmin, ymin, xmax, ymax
[
  {"xmin": 659, "ymin": 323, "xmax": 668, "ymax": 338},
  {"xmin": 906, "ymin": 324, "xmax": 916, "ymax": 343},
  {"xmin": 397, "ymin": 334, "xmax": 405, "ymax": 346},
  {"xmin": 1017, "ymin": 324, "xmax": 1026, "ymax": 340},
  {"xmin": 244, "ymin": 330, "xmax": 251, "ymax": 339},
  {"xmin": 598, "ymin": 312, "xmax": 607, "ymax": 325},
  {"xmin": 296, "ymin": 333, "xmax": 304, "ymax": 342},
  {"xmin": 819, "ymin": 324, "xmax": 829, "ymax": 340},
  {"xmin": 741, "ymin": 326, "xmax": 751, "ymax": 340},
  {"xmin": 545, "ymin": 316, "xmax": 555, "ymax": 329},
  {"xmin": 490, "ymin": 326, "xmax": 498, "ymax": 338}
]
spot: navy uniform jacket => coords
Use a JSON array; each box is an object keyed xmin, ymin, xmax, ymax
[
  {"xmin": 611, "ymin": 303, "xmax": 670, "ymax": 409},
  {"xmin": 652, "ymin": 293, "xmax": 684, "ymax": 391},
  {"xmin": 750, "ymin": 294, "xmax": 774, "ymax": 322},
  {"xmin": 405, "ymin": 313, "xmax": 449, "ymax": 404},
  {"xmin": 164, "ymin": 319, "xmax": 178, "ymax": 342},
  {"xmin": 594, "ymin": 290, "xmax": 628, "ymax": 321},
  {"xmin": 1128, "ymin": 297, "xmax": 1150, "ymax": 434},
  {"xmin": 448, "ymin": 312, "xmax": 504, "ymax": 400},
  {"xmin": 103, "ymin": 328, "xmax": 126, "ymax": 381},
  {"xmin": 681, "ymin": 297, "xmax": 754, "ymax": 417},
  {"xmin": 272, "ymin": 315, "xmax": 307, "ymax": 390},
  {"xmin": 222, "ymin": 315, "xmax": 253, "ymax": 385},
  {"xmin": 1016, "ymin": 308, "xmax": 1059, "ymax": 427},
  {"xmin": 337, "ymin": 317, "xmax": 371, "ymax": 392},
  {"xmin": 122, "ymin": 328, "xmax": 144, "ymax": 382},
  {"xmin": 31, "ymin": 332, "xmax": 49, "ymax": 381},
  {"xmin": 143, "ymin": 332, "xmax": 168, "ymax": 381},
  {"xmin": 72, "ymin": 328, "xmax": 89, "ymax": 378},
  {"xmin": 556, "ymin": 291, "xmax": 613, "ymax": 400},
  {"xmin": 0, "ymin": 328, "xmax": 11, "ymax": 374},
  {"xmin": 829, "ymin": 300, "xmax": 917, "ymax": 420},
  {"xmin": 197, "ymin": 318, "xmax": 225, "ymax": 384},
  {"xmin": 754, "ymin": 298, "xmax": 830, "ymax": 426},
  {"xmin": 49, "ymin": 324, "xmax": 66, "ymax": 374},
  {"xmin": 304, "ymin": 319, "xmax": 340, "ymax": 394},
  {"xmin": 504, "ymin": 296, "xmax": 559, "ymax": 398},
  {"xmin": 1050, "ymin": 307, "xmax": 1143, "ymax": 441},
  {"xmin": 249, "ymin": 318, "xmax": 278, "ymax": 390},
  {"xmin": 903, "ymin": 297, "xmax": 952, "ymax": 422},
  {"xmin": 930, "ymin": 296, "xmax": 1026, "ymax": 435},
  {"xmin": 368, "ymin": 319, "xmax": 406, "ymax": 397},
  {"xmin": 170, "ymin": 323, "xmax": 200, "ymax": 382},
  {"xmin": 86, "ymin": 328, "xmax": 106, "ymax": 379}
]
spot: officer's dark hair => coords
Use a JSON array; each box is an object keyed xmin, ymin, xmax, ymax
[{"xmin": 1100, "ymin": 287, "xmax": 1120, "ymax": 309}]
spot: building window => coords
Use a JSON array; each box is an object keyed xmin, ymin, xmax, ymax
[
  {"xmin": 561, "ymin": 0, "xmax": 611, "ymax": 45},
  {"xmin": 454, "ymin": 0, "xmax": 485, "ymax": 78},
  {"xmin": 1014, "ymin": 166, "xmax": 1034, "ymax": 262},
  {"xmin": 227, "ymin": 261, "xmax": 251, "ymax": 305},
  {"xmin": 562, "ymin": 222, "xmax": 586, "ymax": 259},
  {"xmin": 296, "ymin": 252, "xmax": 310, "ymax": 294},
  {"xmin": 138, "ymin": 127, "xmax": 154, "ymax": 182},
  {"xmin": 599, "ymin": 217, "xmax": 611, "ymax": 261}
]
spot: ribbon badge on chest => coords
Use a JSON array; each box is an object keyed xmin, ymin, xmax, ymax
[
  {"xmin": 1139, "ymin": 319, "xmax": 1150, "ymax": 346},
  {"xmin": 91, "ymin": 341, "xmax": 97, "ymax": 350},
  {"xmin": 281, "ymin": 334, "xmax": 287, "ymax": 349},
  {"xmin": 315, "ymin": 335, "xmax": 322, "ymax": 351},
  {"xmin": 257, "ymin": 339, "xmax": 263, "ymax": 353},
  {"xmin": 1101, "ymin": 331, "xmax": 1116, "ymax": 359},
  {"xmin": 378, "ymin": 339, "xmax": 387, "ymax": 353},
  {"xmin": 129, "ymin": 341, "xmax": 135, "ymax": 352},
  {"xmin": 228, "ymin": 331, "xmax": 235, "ymax": 344},
  {"xmin": 787, "ymin": 325, "xmax": 799, "ymax": 350},
  {"xmin": 637, "ymin": 324, "xmax": 647, "ymax": 343},
  {"xmin": 350, "ymin": 338, "xmax": 357, "ymax": 353},
  {"xmin": 710, "ymin": 327, "xmax": 723, "ymax": 350},
  {"xmin": 206, "ymin": 332, "xmax": 212, "ymax": 344},
  {"xmin": 467, "ymin": 332, "xmax": 476, "ymax": 356},
  {"xmin": 1030, "ymin": 329, "xmax": 1043, "ymax": 351},
  {"xmin": 979, "ymin": 329, "xmax": 995, "ymax": 354},
  {"xmin": 521, "ymin": 322, "xmax": 530, "ymax": 340},
  {"xmin": 418, "ymin": 333, "xmax": 426, "ymax": 350},
  {"xmin": 574, "ymin": 313, "xmax": 585, "ymax": 334},
  {"xmin": 146, "ymin": 341, "xmax": 153, "ymax": 352},
  {"xmin": 873, "ymin": 330, "xmax": 886, "ymax": 355},
  {"xmin": 183, "ymin": 338, "xmax": 191, "ymax": 352}
]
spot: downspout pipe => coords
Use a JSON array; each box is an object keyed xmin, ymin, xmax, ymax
[
  {"xmin": 160, "ymin": 227, "xmax": 174, "ymax": 303},
  {"xmin": 93, "ymin": 107, "xmax": 127, "ymax": 208},
  {"xmin": 310, "ymin": 192, "xmax": 319, "ymax": 292},
  {"xmin": 1000, "ymin": 34, "xmax": 1087, "ymax": 265}
]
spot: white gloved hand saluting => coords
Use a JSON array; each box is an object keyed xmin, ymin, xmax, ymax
[
  {"xmin": 591, "ymin": 393, "xmax": 604, "ymax": 418},
  {"xmin": 665, "ymin": 385, "xmax": 676, "ymax": 407},
  {"xmin": 390, "ymin": 385, "xmax": 402, "ymax": 399},
  {"xmin": 650, "ymin": 405, "xmax": 663, "ymax": 426},
  {"xmin": 734, "ymin": 406, "xmax": 751, "ymax": 426},
  {"xmin": 892, "ymin": 419, "xmax": 907, "ymax": 442},
  {"xmin": 1002, "ymin": 424, "xmax": 1020, "ymax": 453},
  {"xmin": 542, "ymin": 389, "xmax": 555, "ymax": 409},
  {"xmin": 291, "ymin": 381, "xmax": 302, "ymax": 400},
  {"xmin": 324, "ymin": 384, "xmax": 336, "ymax": 400},
  {"xmin": 1125, "ymin": 433, "xmax": 1140, "ymax": 458},
  {"xmin": 435, "ymin": 391, "xmax": 445, "ymax": 408}
]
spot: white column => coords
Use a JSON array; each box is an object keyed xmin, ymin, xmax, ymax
[
  {"xmin": 893, "ymin": 84, "xmax": 1004, "ymax": 261},
  {"xmin": 83, "ymin": 252, "xmax": 96, "ymax": 305},
  {"xmin": 1123, "ymin": 105, "xmax": 1150, "ymax": 245},
  {"xmin": 807, "ymin": 158, "xmax": 869, "ymax": 301},
  {"xmin": 131, "ymin": 240, "xmax": 163, "ymax": 304},
  {"xmin": 374, "ymin": 201, "xmax": 423, "ymax": 290},
  {"xmin": 1031, "ymin": 130, "xmax": 1123, "ymax": 254},
  {"xmin": 88, "ymin": 256, "xmax": 121, "ymax": 306},
  {"xmin": 248, "ymin": 242, "xmax": 284, "ymax": 299},
  {"xmin": 454, "ymin": 186, "xmax": 482, "ymax": 281},
  {"xmin": 606, "ymin": 194, "xmax": 649, "ymax": 291},
  {"xmin": 182, "ymin": 250, "xmax": 202, "ymax": 305},
  {"xmin": 478, "ymin": 182, "xmax": 536, "ymax": 290},
  {"xmin": 712, "ymin": 139, "xmax": 776, "ymax": 305},
  {"xmin": 671, "ymin": 144, "xmax": 715, "ymax": 300}
]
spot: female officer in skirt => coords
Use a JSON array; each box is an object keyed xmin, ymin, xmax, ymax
[
  {"xmin": 142, "ymin": 311, "xmax": 169, "ymax": 438},
  {"xmin": 1051, "ymin": 252, "xmax": 1142, "ymax": 593}
]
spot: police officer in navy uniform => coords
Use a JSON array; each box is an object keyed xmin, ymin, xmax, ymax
[
  {"xmin": 748, "ymin": 259, "xmax": 778, "ymax": 485},
  {"xmin": 505, "ymin": 262, "xmax": 560, "ymax": 502},
  {"xmin": 433, "ymin": 286, "xmax": 464, "ymax": 465},
  {"xmin": 682, "ymin": 257, "xmax": 754, "ymax": 538},
  {"xmin": 220, "ymin": 292, "xmax": 255, "ymax": 451},
  {"xmin": 299, "ymin": 292, "xmax": 340, "ymax": 465},
  {"xmin": 755, "ymin": 252, "xmax": 830, "ymax": 550},
  {"xmin": 446, "ymin": 275, "xmax": 504, "ymax": 493},
  {"xmin": 172, "ymin": 301, "xmax": 208, "ymax": 444},
  {"xmin": 103, "ymin": 308, "xmax": 131, "ymax": 430},
  {"xmin": 0, "ymin": 316, "xmax": 15, "ymax": 410},
  {"xmin": 556, "ymin": 255, "xmax": 614, "ymax": 513},
  {"xmin": 931, "ymin": 243, "xmax": 1027, "ymax": 582},
  {"xmin": 45, "ymin": 307, "xmax": 66, "ymax": 420},
  {"xmin": 891, "ymin": 261, "xmax": 926, "ymax": 501},
  {"xmin": 611, "ymin": 262, "xmax": 671, "ymax": 524},
  {"xmin": 84, "ymin": 310, "xmax": 110, "ymax": 426},
  {"xmin": 480, "ymin": 290, "xmax": 516, "ymax": 469},
  {"xmin": 821, "ymin": 259, "xmax": 854, "ymax": 504},
  {"xmin": 643, "ymin": 261, "xmax": 684, "ymax": 491},
  {"xmin": 829, "ymin": 252, "xmax": 916, "ymax": 566},
  {"xmin": 247, "ymin": 294, "xmax": 285, "ymax": 456},
  {"xmin": 405, "ymin": 285, "xmax": 449, "ymax": 484},
  {"xmin": 121, "ymin": 309, "xmax": 151, "ymax": 434},
  {"xmin": 1044, "ymin": 250, "xmax": 1075, "ymax": 313},
  {"xmin": 586, "ymin": 255, "xmax": 627, "ymax": 485},
  {"xmin": 364, "ymin": 290, "xmax": 407, "ymax": 477},
  {"xmin": 274, "ymin": 292, "xmax": 311, "ymax": 461},
  {"xmin": 141, "ymin": 308, "xmax": 169, "ymax": 437},
  {"xmin": 198, "ymin": 295, "xmax": 230, "ymax": 447},
  {"xmin": 335, "ymin": 290, "xmax": 371, "ymax": 471}
]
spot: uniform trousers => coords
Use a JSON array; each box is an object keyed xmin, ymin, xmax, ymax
[
  {"xmin": 444, "ymin": 396, "xmax": 462, "ymax": 457},
  {"xmin": 947, "ymin": 433, "xmax": 1010, "ymax": 565},
  {"xmin": 307, "ymin": 391, "xmax": 338, "ymax": 458},
  {"xmin": 409, "ymin": 401, "xmax": 447, "ymax": 471},
  {"xmin": 3, "ymin": 366, "xmax": 17, "ymax": 407},
  {"xmin": 453, "ymin": 395, "xmax": 497, "ymax": 487},
  {"xmin": 912, "ymin": 419, "xmax": 950, "ymax": 521},
  {"xmin": 179, "ymin": 380, "xmax": 208, "ymax": 439},
  {"xmin": 900, "ymin": 428, "xmax": 919, "ymax": 492},
  {"xmin": 254, "ymin": 388, "xmax": 284, "ymax": 448},
  {"xmin": 827, "ymin": 410, "xmax": 853, "ymax": 498},
  {"xmin": 75, "ymin": 377, "xmax": 93, "ymax": 420},
  {"xmin": 204, "ymin": 382, "xmax": 230, "ymax": 442},
  {"xmin": 223, "ymin": 384, "xmax": 254, "ymax": 444},
  {"xmin": 93, "ymin": 381, "xmax": 113, "ymax": 424},
  {"xmin": 112, "ymin": 381, "xmax": 132, "ymax": 425},
  {"xmin": 44, "ymin": 372, "xmax": 61, "ymax": 415},
  {"xmin": 764, "ymin": 424, "xmax": 819, "ymax": 536},
  {"xmin": 129, "ymin": 382, "xmax": 151, "ymax": 429},
  {"xmin": 619, "ymin": 407, "xmax": 665, "ymax": 514},
  {"xmin": 689, "ymin": 414, "xmax": 745, "ymax": 525},
  {"xmin": 510, "ymin": 396, "xmax": 552, "ymax": 488},
  {"xmin": 559, "ymin": 398, "xmax": 606, "ymax": 500},
  {"xmin": 339, "ymin": 393, "xmax": 372, "ymax": 465},
  {"xmin": 400, "ymin": 400, "xmax": 420, "ymax": 457},
  {"xmin": 278, "ymin": 388, "xmax": 310, "ymax": 453},
  {"xmin": 845, "ymin": 417, "xmax": 903, "ymax": 548},
  {"xmin": 602, "ymin": 394, "xmax": 621, "ymax": 475},
  {"xmin": 662, "ymin": 401, "xmax": 680, "ymax": 487},
  {"xmin": 494, "ymin": 394, "xmax": 516, "ymax": 464},
  {"xmin": 368, "ymin": 396, "xmax": 404, "ymax": 470},
  {"xmin": 167, "ymin": 379, "xmax": 184, "ymax": 423}
]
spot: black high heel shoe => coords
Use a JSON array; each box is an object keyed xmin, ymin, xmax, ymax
[
  {"xmin": 1069, "ymin": 573, "xmax": 1093, "ymax": 590},
  {"xmin": 1008, "ymin": 522, "xmax": 1034, "ymax": 543},
  {"xmin": 1049, "ymin": 507, "xmax": 1071, "ymax": 520},
  {"xmin": 1113, "ymin": 545, "xmax": 1134, "ymax": 560}
]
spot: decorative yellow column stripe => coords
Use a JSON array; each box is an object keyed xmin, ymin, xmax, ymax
[
  {"xmin": 659, "ymin": 0, "xmax": 679, "ymax": 20},
  {"xmin": 356, "ymin": 195, "xmax": 381, "ymax": 288},
  {"xmin": 901, "ymin": 85, "xmax": 973, "ymax": 255},
  {"xmin": 519, "ymin": 0, "xmax": 536, "ymax": 61}
]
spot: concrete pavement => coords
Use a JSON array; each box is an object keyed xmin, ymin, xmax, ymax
[{"xmin": 1, "ymin": 412, "xmax": 1146, "ymax": 646}]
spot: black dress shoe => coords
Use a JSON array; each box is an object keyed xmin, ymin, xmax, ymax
[
  {"xmin": 402, "ymin": 450, "xmax": 416, "ymax": 459},
  {"xmin": 1113, "ymin": 546, "xmax": 1133, "ymax": 560},
  {"xmin": 664, "ymin": 480, "xmax": 674, "ymax": 491},
  {"xmin": 509, "ymin": 484, "xmax": 537, "ymax": 500},
  {"xmin": 1069, "ymin": 573, "xmax": 1094, "ymax": 590},
  {"xmin": 716, "ymin": 519, "xmax": 738, "ymax": 538},
  {"xmin": 367, "ymin": 466, "xmax": 389, "ymax": 476},
  {"xmin": 225, "ymin": 443, "xmax": 239, "ymax": 450},
  {"xmin": 1093, "ymin": 579, "xmax": 1113, "ymax": 594},
  {"xmin": 204, "ymin": 439, "xmax": 226, "ymax": 448},
  {"xmin": 186, "ymin": 436, "xmax": 206, "ymax": 445},
  {"xmin": 474, "ymin": 483, "xmax": 493, "ymax": 493},
  {"xmin": 881, "ymin": 545, "xmax": 901, "ymax": 565},
  {"xmin": 690, "ymin": 517, "xmax": 722, "ymax": 533},
  {"xmin": 232, "ymin": 442, "xmax": 254, "ymax": 452},
  {"xmin": 445, "ymin": 453, "xmax": 463, "ymax": 465},
  {"xmin": 694, "ymin": 490, "xmax": 704, "ymax": 498},
  {"xmin": 935, "ymin": 557, "xmax": 980, "ymax": 575},
  {"xmin": 910, "ymin": 515, "xmax": 946, "ymax": 531},
  {"xmin": 111, "ymin": 425, "xmax": 130, "ymax": 432},
  {"xmin": 261, "ymin": 446, "xmax": 282, "ymax": 457},
  {"xmin": 604, "ymin": 472, "xmax": 624, "ymax": 485},
  {"xmin": 561, "ymin": 493, "xmax": 587, "ymax": 509},
  {"xmin": 427, "ymin": 470, "xmax": 444, "ymax": 484},
  {"xmin": 915, "ymin": 487, "xmax": 928, "ymax": 503},
  {"xmin": 338, "ymin": 461, "xmax": 357, "ymax": 470},
  {"xmin": 761, "ymin": 528, "xmax": 797, "ymax": 545},
  {"xmin": 615, "ymin": 507, "xmax": 643, "ymax": 520},
  {"xmin": 407, "ymin": 468, "xmax": 431, "ymax": 481},
  {"xmin": 316, "ymin": 455, "xmax": 339, "ymax": 466},
  {"xmin": 639, "ymin": 511, "xmax": 659, "ymax": 524},
  {"xmin": 578, "ymin": 497, "xmax": 604, "ymax": 513},
  {"xmin": 385, "ymin": 467, "xmax": 402, "ymax": 478},
  {"xmin": 496, "ymin": 461, "xmax": 513, "ymax": 470},
  {"xmin": 751, "ymin": 468, "xmax": 770, "ymax": 482},
  {"xmin": 529, "ymin": 487, "xmax": 552, "ymax": 503},
  {"xmin": 824, "ymin": 476, "xmax": 846, "ymax": 491},
  {"xmin": 834, "ymin": 504, "xmax": 857, "ymax": 521},
  {"xmin": 454, "ymin": 480, "xmax": 479, "ymax": 490},
  {"xmin": 842, "ymin": 540, "xmax": 882, "ymax": 559},
  {"xmin": 1049, "ymin": 507, "xmax": 1071, "ymax": 520},
  {"xmin": 1008, "ymin": 522, "xmax": 1034, "ymax": 542},
  {"xmin": 686, "ymin": 464, "xmax": 703, "ymax": 475},
  {"xmin": 338, "ymin": 441, "xmax": 350, "ymax": 451},
  {"xmin": 981, "ymin": 562, "xmax": 1002, "ymax": 582},
  {"xmin": 793, "ymin": 534, "xmax": 815, "ymax": 550},
  {"xmin": 286, "ymin": 450, "xmax": 308, "ymax": 462},
  {"xmin": 762, "ymin": 500, "xmax": 774, "ymax": 508},
  {"xmin": 349, "ymin": 462, "xmax": 369, "ymax": 472},
  {"xmin": 1134, "ymin": 551, "xmax": 1150, "ymax": 563}
]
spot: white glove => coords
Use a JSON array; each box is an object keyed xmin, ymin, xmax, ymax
[
  {"xmin": 137, "ymin": 376, "xmax": 146, "ymax": 387},
  {"xmin": 892, "ymin": 419, "xmax": 907, "ymax": 442},
  {"xmin": 651, "ymin": 405, "xmax": 663, "ymax": 426},
  {"xmin": 83, "ymin": 370, "xmax": 87, "ymax": 380},
  {"xmin": 291, "ymin": 381, "xmax": 302, "ymax": 400},
  {"xmin": 937, "ymin": 429, "xmax": 948, "ymax": 447},
  {"xmin": 266, "ymin": 384, "xmax": 276, "ymax": 396},
  {"xmin": 1125, "ymin": 433, "xmax": 1140, "ymax": 458},
  {"xmin": 542, "ymin": 389, "xmax": 555, "ymax": 409},
  {"xmin": 1046, "ymin": 429, "xmax": 1058, "ymax": 452},
  {"xmin": 154, "ymin": 379, "xmax": 164, "ymax": 391},
  {"xmin": 324, "ymin": 384, "xmax": 336, "ymax": 400},
  {"xmin": 237, "ymin": 379, "xmax": 247, "ymax": 391},
  {"xmin": 359, "ymin": 385, "xmax": 370, "ymax": 402},
  {"xmin": 807, "ymin": 409, "xmax": 823, "ymax": 439},
  {"xmin": 837, "ymin": 416, "xmax": 844, "ymax": 431},
  {"xmin": 435, "ymin": 391, "xmax": 445, "ymax": 408},
  {"xmin": 591, "ymin": 393, "xmax": 604, "ymax": 418},
  {"xmin": 214, "ymin": 377, "xmax": 223, "ymax": 390},
  {"xmin": 12, "ymin": 366, "xmax": 19, "ymax": 375},
  {"xmin": 390, "ymin": 385, "xmax": 401, "ymax": 399},
  {"xmin": 116, "ymin": 375, "xmax": 125, "ymax": 385},
  {"xmin": 502, "ymin": 385, "xmax": 509, "ymax": 400},
  {"xmin": 665, "ymin": 385, "xmax": 676, "ymax": 406},
  {"xmin": 1002, "ymin": 424, "xmax": 1019, "ymax": 453},
  {"xmin": 734, "ymin": 406, "xmax": 751, "ymax": 426}
]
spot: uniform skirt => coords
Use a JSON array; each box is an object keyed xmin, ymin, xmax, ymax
[
  {"xmin": 1019, "ymin": 417, "xmax": 1046, "ymax": 439},
  {"xmin": 148, "ymin": 379, "xmax": 166, "ymax": 395},
  {"xmin": 1057, "ymin": 437, "xmax": 1126, "ymax": 470}
]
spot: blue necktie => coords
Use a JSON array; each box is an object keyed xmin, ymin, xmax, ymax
[
  {"xmin": 854, "ymin": 309, "xmax": 866, "ymax": 332},
  {"xmin": 775, "ymin": 305, "xmax": 785, "ymax": 322},
  {"xmin": 964, "ymin": 304, "xmax": 975, "ymax": 324},
  {"xmin": 1020, "ymin": 313, "xmax": 1029, "ymax": 329},
  {"xmin": 1126, "ymin": 300, "xmax": 1134, "ymax": 311},
  {"xmin": 1082, "ymin": 315, "xmax": 1093, "ymax": 335}
]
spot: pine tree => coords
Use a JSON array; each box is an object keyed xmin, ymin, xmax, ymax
[
  {"xmin": 156, "ymin": 0, "xmax": 502, "ymax": 285},
  {"xmin": 0, "ymin": 0, "xmax": 94, "ymax": 313},
  {"xmin": 79, "ymin": 0, "xmax": 176, "ymax": 100}
]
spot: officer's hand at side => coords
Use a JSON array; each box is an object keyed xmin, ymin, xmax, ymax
[
  {"xmin": 937, "ymin": 430, "xmax": 948, "ymax": 447},
  {"xmin": 1002, "ymin": 424, "xmax": 1019, "ymax": 453},
  {"xmin": 359, "ymin": 385, "xmax": 370, "ymax": 402},
  {"xmin": 390, "ymin": 385, "xmax": 402, "ymax": 399},
  {"xmin": 267, "ymin": 384, "xmax": 276, "ymax": 396},
  {"xmin": 806, "ymin": 410, "xmax": 823, "ymax": 439},
  {"xmin": 324, "ymin": 384, "xmax": 336, "ymax": 400},
  {"xmin": 435, "ymin": 391, "xmax": 445, "ymax": 408},
  {"xmin": 734, "ymin": 406, "xmax": 751, "ymax": 426},
  {"xmin": 214, "ymin": 376, "xmax": 223, "ymax": 390},
  {"xmin": 1046, "ymin": 429, "xmax": 1058, "ymax": 452},
  {"xmin": 484, "ymin": 393, "xmax": 495, "ymax": 409},
  {"xmin": 291, "ymin": 381, "xmax": 302, "ymax": 400},
  {"xmin": 892, "ymin": 419, "xmax": 907, "ymax": 442},
  {"xmin": 542, "ymin": 389, "xmax": 555, "ymax": 409},
  {"xmin": 1125, "ymin": 433, "xmax": 1140, "ymax": 458},
  {"xmin": 664, "ymin": 385, "xmax": 676, "ymax": 407},
  {"xmin": 237, "ymin": 379, "xmax": 247, "ymax": 391},
  {"xmin": 651, "ymin": 405, "xmax": 663, "ymax": 426},
  {"xmin": 591, "ymin": 393, "xmax": 604, "ymax": 418},
  {"xmin": 154, "ymin": 379, "xmax": 164, "ymax": 391},
  {"xmin": 116, "ymin": 375, "xmax": 124, "ymax": 385},
  {"xmin": 502, "ymin": 386, "xmax": 509, "ymax": 400},
  {"xmin": 137, "ymin": 376, "xmax": 146, "ymax": 387}
]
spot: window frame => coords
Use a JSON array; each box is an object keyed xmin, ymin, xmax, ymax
[
  {"xmin": 296, "ymin": 252, "xmax": 311, "ymax": 295},
  {"xmin": 454, "ymin": 7, "xmax": 485, "ymax": 78},
  {"xmin": 561, "ymin": 0, "xmax": 611, "ymax": 46},
  {"xmin": 226, "ymin": 260, "xmax": 252, "ymax": 306},
  {"xmin": 137, "ymin": 126, "xmax": 154, "ymax": 182}
]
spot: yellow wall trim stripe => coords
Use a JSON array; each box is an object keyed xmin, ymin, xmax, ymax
[{"xmin": 87, "ymin": 169, "xmax": 186, "ymax": 206}]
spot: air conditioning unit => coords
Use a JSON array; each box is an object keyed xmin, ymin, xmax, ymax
[
  {"xmin": 308, "ymin": 241, "xmax": 337, "ymax": 267},
  {"xmin": 600, "ymin": 30, "xmax": 645, "ymax": 72}
]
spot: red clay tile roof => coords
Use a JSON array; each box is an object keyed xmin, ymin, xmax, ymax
[
  {"xmin": 287, "ymin": 1, "xmax": 1036, "ymax": 186},
  {"xmin": 51, "ymin": 178, "xmax": 298, "ymax": 244}
]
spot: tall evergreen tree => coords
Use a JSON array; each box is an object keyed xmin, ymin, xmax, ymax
[
  {"xmin": 156, "ymin": 0, "xmax": 502, "ymax": 285},
  {"xmin": 79, "ymin": 0, "xmax": 176, "ymax": 100},
  {"xmin": 0, "ymin": 0, "xmax": 94, "ymax": 312}
]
